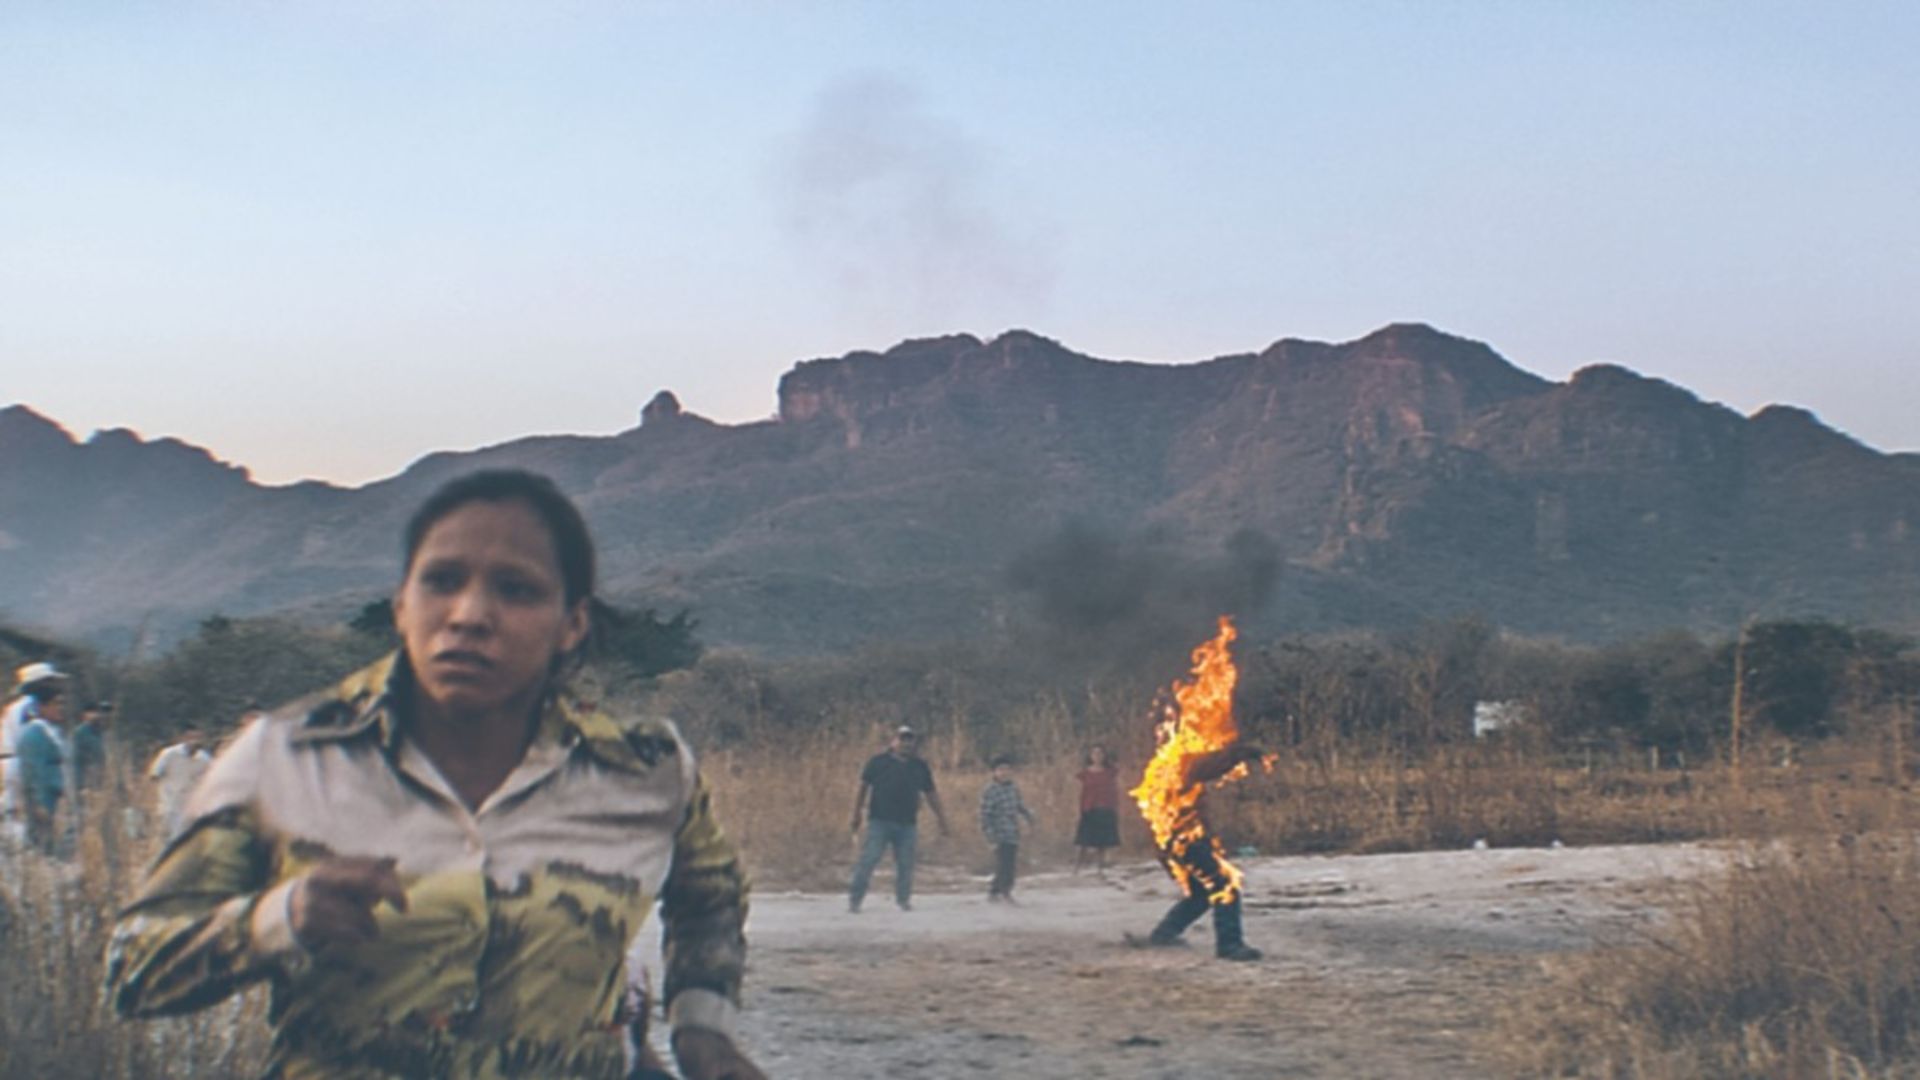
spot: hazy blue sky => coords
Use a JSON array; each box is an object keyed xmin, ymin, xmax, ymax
[{"xmin": 4, "ymin": 2, "xmax": 1915, "ymax": 485}]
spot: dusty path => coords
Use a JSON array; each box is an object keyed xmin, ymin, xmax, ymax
[{"xmin": 698, "ymin": 843, "xmax": 1724, "ymax": 1079}]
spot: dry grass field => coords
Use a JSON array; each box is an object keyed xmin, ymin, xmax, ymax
[
  {"xmin": 8, "ymin": 726, "xmax": 1920, "ymax": 1078},
  {"xmin": 1498, "ymin": 833, "xmax": 1920, "ymax": 1079}
]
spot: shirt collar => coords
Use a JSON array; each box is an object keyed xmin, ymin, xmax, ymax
[
  {"xmin": 566, "ymin": 698, "xmax": 680, "ymax": 774},
  {"xmin": 289, "ymin": 652, "xmax": 408, "ymax": 750},
  {"xmin": 288, "ymin": 652, "xmax": 669, "ymax": 773}
]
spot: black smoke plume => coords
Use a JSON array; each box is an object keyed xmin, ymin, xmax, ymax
[{"xmin": 1004, "ymin": 521, "xmax": 1281, "ymax": 677}]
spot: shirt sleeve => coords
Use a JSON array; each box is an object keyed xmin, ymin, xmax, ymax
[
  {"xmin": 657, "ymin": 768, "xmax": 750, "ymax": 1040},
  {"xmin": 104, "ymin": 720, "xmax": 302, "ymax": 1017},
  {"xmin": 103, "ymin": 805, "xmax": 298, "ymax": 1016},
  {"xmin": 859, "ymin": 754, "xmax": 880, "ymax": 785},
  {"xmin": 918, "ymin": 760, "xmax": 935, "ymax": 793}
]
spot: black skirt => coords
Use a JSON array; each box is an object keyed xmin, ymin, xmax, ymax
[{"xmin": 1074, "ymin": 807, "xmax": 1120, "ymax": 848}]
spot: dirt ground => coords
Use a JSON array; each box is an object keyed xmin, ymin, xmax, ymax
[{"xmin": 680, "ymin": 842, "xmax": 1727, "ymax": 1080}]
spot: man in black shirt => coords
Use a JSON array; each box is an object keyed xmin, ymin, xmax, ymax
[{"xmin": 848, "ymin": 725, "xmax": 951, "ymax": 912}]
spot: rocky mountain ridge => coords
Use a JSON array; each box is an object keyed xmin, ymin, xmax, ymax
[{"xmin": 4, "ymin": 324, "xmax": 1915, "ymax": 654}]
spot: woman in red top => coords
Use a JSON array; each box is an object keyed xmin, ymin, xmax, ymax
[{"xmin": 1073, "ymin": 745, "xmax": 1121, "ymax": 873}]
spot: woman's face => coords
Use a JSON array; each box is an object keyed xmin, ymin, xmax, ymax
[
  {"xmin": 1089, "ymin": 746, "xmax": 1108, "ymax": 767},
  {"xmin": 394, "ymin": 499, "xmax": 588, "ymax": 717}
]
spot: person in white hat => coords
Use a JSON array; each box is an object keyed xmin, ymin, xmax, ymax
[{"xmin": 2, "ymin": 662, "xmax": 70, "ymax": 844}]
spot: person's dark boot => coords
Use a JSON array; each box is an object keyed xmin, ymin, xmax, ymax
[{"xmin": 1211, "ymin": 898, "xmax": 1262, "ymax": 961}]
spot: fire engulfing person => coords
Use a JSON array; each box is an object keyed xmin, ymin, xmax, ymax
[
  {"xmin": 104, "ymin": 469, "xmax": 766, "ymax": 1080},
  {"xmin": 1127, "ymin": 617, "xmax": 1267, "ymax": 962}
]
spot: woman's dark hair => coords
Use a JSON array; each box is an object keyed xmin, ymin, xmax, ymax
[
  {"xmin": 1084, "ymin": 744, "xmax": 1113, "ymax": 767},
  {"xmin": 403, "ymin": 469, "xmax": 596, "ymax": 606},
  {"xmin": 990, "ymin": 754, "xmax": 1015, "ymax": 769}
]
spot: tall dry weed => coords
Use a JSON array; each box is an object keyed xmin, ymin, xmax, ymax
[
  {"xmin": 0, "ymin": 757, "xmax": 268, "ymax": 1080},
  {"xmin": 1500, "ymin": 826, "xmax": 1920, "ymax": 1079}
]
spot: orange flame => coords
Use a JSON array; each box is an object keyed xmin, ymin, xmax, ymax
[{"xmin": 1129, "ymin": 615, "xmax": 1255, "ymax": 904}]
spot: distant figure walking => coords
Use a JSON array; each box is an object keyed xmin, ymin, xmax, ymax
[
  {"xmin": 1073, "ymin": 745, "xmax": 1121, "ymax": 874},
  {"xmin": 147, "ymin": 728, "xmax": 214, "ymax": 836},
  {"xmin": 979, "ymin": 755, "xmax": 1035, "ymax": 903},
  {"xmin": 2, "ymin": 662, "xmax": 70, "ymax": 848},
  {"xmin": 70, "ymin": 700, "xmax": 112, "ymax": 796},
  {"xmin": 65, "ymin": 699, "xmax": 112, "ymax": 840},
  {"xmin": 848, "ymin": 725, "xmax": 951, "ymax": 912}
]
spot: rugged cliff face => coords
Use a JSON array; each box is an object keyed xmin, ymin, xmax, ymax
[{"xmin": 4, "ymin": 325, "xmax": 1916, "ymax": 654}]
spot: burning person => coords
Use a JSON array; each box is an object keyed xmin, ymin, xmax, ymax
[{"xmin": 1126, "ymin": 617, "xmax": 1266, "ymax": 962}]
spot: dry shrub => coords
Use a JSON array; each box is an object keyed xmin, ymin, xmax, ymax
[
  {"xmin": 1500, "ymin": 831, "xmax": 1920, "ymax": 1078},
  {"xmin": 0, "ymin": 757, "xmax": 269, "ymax": 1080},
  {"xmin": 1203, "ymin": 741, "xmax": 1719, "ymax": 860},
  {"xmin": 700, "ymin": 730, "xmax": 882, "ymax": 892}
]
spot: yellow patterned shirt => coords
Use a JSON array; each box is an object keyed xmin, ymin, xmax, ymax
[{"xmin": 105, "ymin": 654, "xmax": 749, "ymax": 1079}]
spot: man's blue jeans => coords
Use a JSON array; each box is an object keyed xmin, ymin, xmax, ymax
[{"xmin": 848, "ymin": 819, "xmax": 918, "ymax": 909}]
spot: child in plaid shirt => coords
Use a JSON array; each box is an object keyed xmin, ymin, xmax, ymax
[{"xmin": 979, "ymin": 755, "xmax": 1036, "ymax": 902}]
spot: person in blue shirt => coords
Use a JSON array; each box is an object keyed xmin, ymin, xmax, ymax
[
  {"xmin": 15, "ymin": 682, "xmax": 70, "ymax": 853},
  {"xmin": 3, "ymin": 662, "xmax": 69, "ymax": 838}
]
